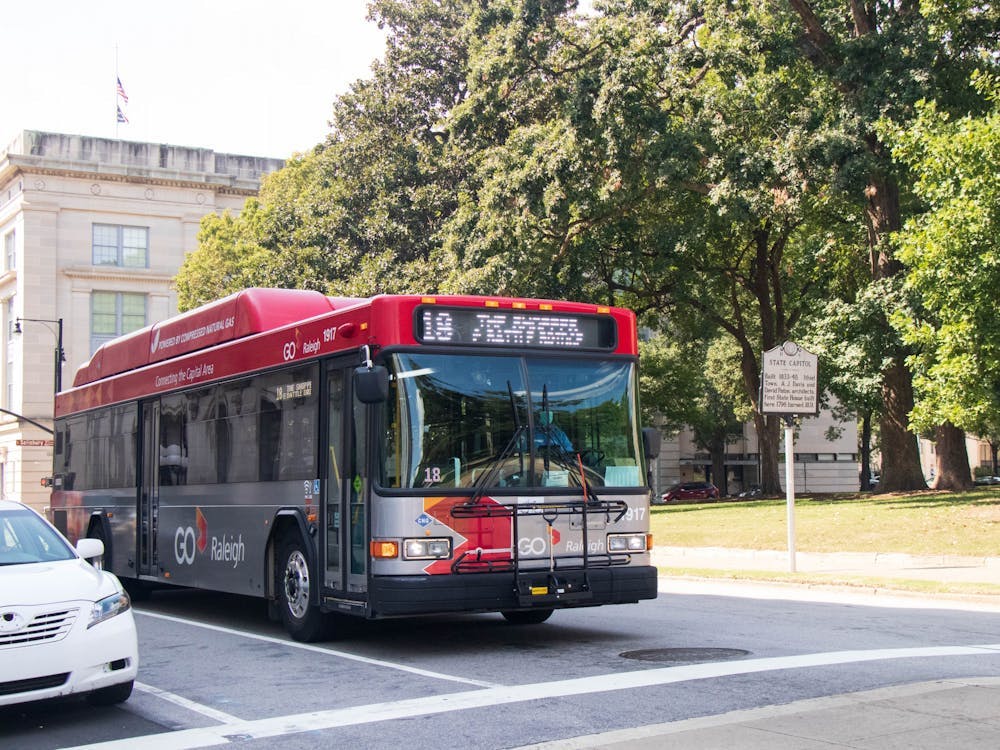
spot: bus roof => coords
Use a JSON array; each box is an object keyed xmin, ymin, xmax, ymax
[
  {"xmin": 58, "ymin": 291, "xmax": 638, "ymax": 417},
  {"xmin": 72, "ymin": 288, "xmax": 363, "ymax": 387}
]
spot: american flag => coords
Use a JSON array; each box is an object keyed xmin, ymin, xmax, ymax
[
  {"xmin": 117, "ymin": 105, "xmax": 128, "ymax": 124},
  {"xmin": 116, "ymin": 76, "xmax": 128, "ymax": 104}
]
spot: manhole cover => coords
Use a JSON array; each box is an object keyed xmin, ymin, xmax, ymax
[{"xmin": 620, "ymin": 647, "xmax": 751, "ymax": 663}]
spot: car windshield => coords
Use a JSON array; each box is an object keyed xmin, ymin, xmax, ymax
[
  {"xmin": 380, "ymin": 352, "xmax": 643, "ymax": 490},
  {"xmin": 0, "ymin": 508, "xmax": 76, "ymax": 566}
]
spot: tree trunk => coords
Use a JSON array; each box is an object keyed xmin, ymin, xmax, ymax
[
  {"xmin": 787, "ymin": 0, "xmax": 928, "ymax": 493},
  {"xmin": 867, "ymin": 171, "xmax": 927, "ymax": 492},
  {"xmin": 754, "ymin": 411, "xmax": 782, "ymax": 496},
  {"xmin": 931, "ymin": 422, "xmax": 972, "ymax": 490},
  {"xmin": 710, "ymin": 444, "xmax": 727, "ymax": 496},
  {"xmin": 859, "ymin": 409, "xmax": 873, "ymax": 491},
  {"xmin": 877, "ymin": 358, "xmax": 927, "ymax": 492}
]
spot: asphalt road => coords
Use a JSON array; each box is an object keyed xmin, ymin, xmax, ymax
[{"xmin": 3, "ymin": 579, "xmax": 1000, "ymax": 749}]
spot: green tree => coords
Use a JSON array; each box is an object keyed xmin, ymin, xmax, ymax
[
  {"xmin": 779, "ymin": 0, "xmax": 997, "ymax": 490},
  {"xmin": 886, "ymin": 72, "xmax": 1000, "ymax": 487},
  {"xmin": 442, "ymin": 1, "xmax": 862, "ymax": 494},
  {"xmin": 175, "ymin": 0, "xmax": 490, "ymax": 306},
  {"xmin": 801, "ymin": 283, "xmax": 894, "ymax": 490},
  {"xmin": 640, "ymin": 333, "xmax": 747, "ymax": 494},
  {"xmin": 176, "ymin": 210, "xmax": 253, "ymax": 311}
]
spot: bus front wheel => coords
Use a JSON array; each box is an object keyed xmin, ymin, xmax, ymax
[
  {"xmin": 276, "ymin": 534, "xmax": 329, "ymax": 642},
  {"xmin": 501, "ymin": 608, "xmax": 553, "ymax": 625}
]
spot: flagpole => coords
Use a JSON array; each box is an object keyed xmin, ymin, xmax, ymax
[
  {"xmin": 114, "ymin": 46, "xmax": 129, "ymax": 135},
  {"xmin": 115, "ymin": 45, "xmax": 119, "ymax": 139}
]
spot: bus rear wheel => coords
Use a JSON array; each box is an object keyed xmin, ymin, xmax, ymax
[{"xmin": 276, "ymin": 535, "xmax": 329, "ymax": 642}]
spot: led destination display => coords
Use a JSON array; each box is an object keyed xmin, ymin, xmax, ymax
[{"xmin": 415, "ymin": 307, "xmax": 616, "ymax": 350}]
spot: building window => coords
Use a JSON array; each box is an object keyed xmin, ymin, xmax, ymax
[
  {"xmin": 3, "ymin": 229, "xmax": 14, "ymax": 272},
  {"xmin": 91, "ymin": 292, "xmax": 146, "ymax": 353},
  {"xmin": 92, "ymin": 224, "xmax": 149, "ymax": 267}
]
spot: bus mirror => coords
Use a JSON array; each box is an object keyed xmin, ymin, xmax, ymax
[
  {"xmin": 354, "ymin": 365, "xmax": 389, "ymax": 404},
  {"xmin": 642, "ymin": 427, "xmax": 661, "ymax": 460}
]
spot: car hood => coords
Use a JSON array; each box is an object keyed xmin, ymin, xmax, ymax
[{"xmin": 0, "ymin": 558, "xmax": 122, "ymax": 606}]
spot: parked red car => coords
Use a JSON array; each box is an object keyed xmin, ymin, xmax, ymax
[{"xmin": 657, "ymin": 481, "xmax": 720, "ymax": 504}]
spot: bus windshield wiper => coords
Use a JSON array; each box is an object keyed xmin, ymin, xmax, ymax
[
  {"xmin": 459, "ymin": 381, "xmax": 526, "ymax": 510},
  {"xmin": 536, "ymin": 384, "xmax": 626, "ymax": 520}
]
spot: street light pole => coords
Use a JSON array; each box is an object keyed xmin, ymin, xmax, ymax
[{"xmin": 14, "ymin": 317, "xmax": 64, "ymax": 394}]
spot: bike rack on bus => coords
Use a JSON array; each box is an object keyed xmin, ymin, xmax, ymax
[{"xmin": 450, "ymin": 497, "xmax": 632, "ymax": 606}]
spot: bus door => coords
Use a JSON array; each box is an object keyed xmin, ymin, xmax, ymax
[
  {"xmin": 323, "ymin": 359, "xmax": 367, "ymax": 595},
  {"xmin": 138, "ymin": 400, "xmax": 160, "ymax": 576}
]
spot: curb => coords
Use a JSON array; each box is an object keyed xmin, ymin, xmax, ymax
[{"xmin": 653, "ymin": 546, "xmax": 1000, "ymax": 571}]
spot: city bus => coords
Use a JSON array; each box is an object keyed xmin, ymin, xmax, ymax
[{"xmin": 49, "ymin": 288, "xmax": 660, "ymax": 641}]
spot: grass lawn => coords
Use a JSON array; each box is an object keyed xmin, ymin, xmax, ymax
[{"xmin": 650, "ymin": 487, "xmax": 1000, "ymax": 557}]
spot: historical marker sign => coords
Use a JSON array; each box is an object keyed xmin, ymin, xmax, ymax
[
  {"xmin": 760, "ymin": 341, "xmax": 819, "ymax": 573},
  {"xmin": 761, "ymin": 341, "xmax": 818, "ymax": 415}
]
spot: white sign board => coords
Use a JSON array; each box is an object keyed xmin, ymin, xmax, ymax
[{"xmin": 761, "ymin": 342, "xmax": 818, "ymax": 415}]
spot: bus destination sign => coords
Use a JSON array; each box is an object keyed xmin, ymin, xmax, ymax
[{"xmin": 415, "ymin": 307, "xmax": 616, "ymax": 350}]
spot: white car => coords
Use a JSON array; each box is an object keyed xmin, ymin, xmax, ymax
[{"xmin": 0, "ymin": 499, "xmax": 138, "ymax": 706}]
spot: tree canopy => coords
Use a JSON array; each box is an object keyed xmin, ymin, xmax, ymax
[
  {"xmin": 174, "ymin": 0, "xmax": 999, "ymax": 494},
  {"xmin": 889, "ymin": 73, "xmax": 1000, "ymax": 434}
]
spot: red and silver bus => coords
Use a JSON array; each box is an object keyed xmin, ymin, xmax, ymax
[{"xmin": 50, "ymin": 289, "xmax": 660, "ymax": 640}]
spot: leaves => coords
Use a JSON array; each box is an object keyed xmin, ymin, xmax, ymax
[
  {"xmin": 172, "ymin": 0, "xmax": 999, "ymax": 487},
  {"xmin": 887, "ymin": 73, "xmax": 1000, "ymax": 433}
]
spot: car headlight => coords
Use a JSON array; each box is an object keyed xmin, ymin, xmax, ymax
[
  {"xmin": 402, "ymin": 538, "xmax": 452, "ymax": 560},
  {"xmin": 88, "ymin": 590, "xmax": 131, "ymax": 629},
  {"xmin": 607, "ymin": 533, "xmax": 650, "ymax": 552}
]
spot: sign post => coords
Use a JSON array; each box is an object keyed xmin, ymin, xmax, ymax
[{"xmin": 760, "ymin": 341, "xmax": 818, "ymax": 572}]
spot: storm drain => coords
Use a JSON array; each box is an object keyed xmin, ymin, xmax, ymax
[{"xmin": 619, "ymin": 647, "xmax": 750, "ymax": 664}]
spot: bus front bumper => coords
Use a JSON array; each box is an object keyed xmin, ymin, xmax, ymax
[{"xmin": 364, "ymin": 565, "xmax": 657, "ymax": 618}]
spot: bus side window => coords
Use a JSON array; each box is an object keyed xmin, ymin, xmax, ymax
[
  {"xmin": 258, "ymin": 398, "xmax": 280, "ymax": 481},
  {"xmin": 159, "ymin": 394, "xmax": 187, "ymax": 486}
]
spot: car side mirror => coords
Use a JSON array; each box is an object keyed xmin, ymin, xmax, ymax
[
  {"xmin": 354, "ymin": 365, "xmax": 389, "ymax": 404},
  {"xmin": 642, "ymin": 427, "xmax": 661, "ymax": 460},
  {"xmin": 76, "ymin": 538, "xmax": 104, "ymax": 560}
]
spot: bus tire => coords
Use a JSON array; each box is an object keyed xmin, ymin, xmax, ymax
[
  {"xmin": 276, "ymin": 533, "xmax": 329, "ymax": 642},
  {"xmin": 122, "ymin": 578, "xmax": 153, "ymax": 602},
  {"xmin": 500, "ymin": 608, "xmax": 553, "ymax": 625}
]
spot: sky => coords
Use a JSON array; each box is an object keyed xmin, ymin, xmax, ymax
[{"xmin": 3, "ymin": 1, "xmax": 388, "ymax": 159}]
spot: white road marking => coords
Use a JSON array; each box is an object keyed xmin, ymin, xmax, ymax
[
  {"xmin": 134, "ymin": 609, "xmax": 500, "ymax": 688},
  {"xmin": 64, "ymin": 642, "xmax": 1000, "ymax": 750},
  {"xmin": 134, "ymin": 682, "xmax": 243, "ymax": 724}
]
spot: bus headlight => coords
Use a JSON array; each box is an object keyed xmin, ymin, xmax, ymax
[
  {"xmin": 607, "ymin": 533, "xmax": 649, "ymax": 552},
  {"xmin": 403, "ymin": 538, "xmax": 452, "ymax": 560}
]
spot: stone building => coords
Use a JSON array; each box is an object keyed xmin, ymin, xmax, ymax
[
  {"xmin": 0, "ymin": 130, "xmax": 284, "ymax": 512},
  {"xmin": 651, "ymin": 406, "xmax": 861, "ymax": 498}
]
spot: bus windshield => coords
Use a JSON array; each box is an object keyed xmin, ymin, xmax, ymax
[{"xmin": 381, "ymin": 352, "xmax": 643, "ymax": 490}]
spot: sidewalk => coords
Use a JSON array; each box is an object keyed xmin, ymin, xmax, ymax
[
  {"xmin": 518, "ymin": 678, "xmax": 1000, "ymax": 749},
  {"xmin": 653, "ymin": 545, "xmax": 1000, "ymax": 586}
]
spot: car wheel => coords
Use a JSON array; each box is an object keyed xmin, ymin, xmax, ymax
[
  {"xmin": 87, "ymin": 680, "xmax": 133, "ymax": 706},
  {"xmin": 276, "ymin": 534, "xmax": 330, "ymax": 642},
  {"xmin": 501, "ymin": 608, "xmax": 554, "ymax": 625}
]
